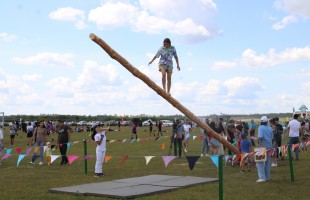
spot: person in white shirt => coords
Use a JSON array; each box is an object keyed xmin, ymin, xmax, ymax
[
  {"xmin": 182, "ymin": 119, "xmax": 192, "ymax": 153},
  {"xmin": 0, "ymin": 125, "xmax": 4, "ymax": 150},
  {"xmin": 287, "ymin": 114, "xmax": 301, "ymax": 160},
  {"xmin": 91, "ymin": 125, "xmax": 109, "ymax": 177}
]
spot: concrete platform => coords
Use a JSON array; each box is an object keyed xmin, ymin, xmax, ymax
[{"xmin": 49, "ymin": 174, "xmax": 218, "ymax": 199}]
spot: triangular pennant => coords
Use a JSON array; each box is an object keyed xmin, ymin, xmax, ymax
[
  {"xmin": 154, "ymin": 136, "xmax": 159, "ymax": 141},
  {"xmin": 157, "ymin": 136, "xmax": 164, "ymax": 141},
  {"xmin": 248, "ymin": 152, "xmax": 255, "ymax": 158},
  {"xmin": 162, "ymin": 156, "xmax": 176, "ymax": 168},
  {"xmin": 199, "ymin": 135, "xmax": 204, "ymax": 140},
  {"xmin": 122, "ymin": 139, "xmax": 127, "ymax": 143},
  {"xmin": 84, "ymin": 155, "xmax": 93, "ymax": 159},
  {"xmin": 73, "ymin": 141, "xmax": 80, "ymax": 144},
  {"xmin": 6, "ymin": 148, "xmax": 12, "ymax": 154},
  {"xmin": 161, "ymin": 143, "xmax": 165, "ymax": 150},
  {"xmin": 67, "ymin": 142, "xmax": 72, "ymax": 151},
  {"xmin": 278, "ymin": 147, "xmax": 281, "ymax": 155},
  {"xmin": 51, "ymin": 155, "xmax": 60, "ymax": 163},
  {"xmin": 210, "ymin": 155, "xmax": 219, "ymax": 169},
  {"xmin": 131, "ymin": 139, "xmax": 136, "ymax": 143},
  {"xmin": 67, "ymin": 155, "xmax": 79, "ymax": 165},
  {"xmin": 186, "ymin": 156, "xmax": 200, "ymax": 170},
  {"xmin": 110, "ymin": 139, "xmax": 116, "ymax": 144},
  {"xmin": 15, "ymin": 148, "xmax": 22, "ymax": 155},
  {"xmin": 1, "ymin": 154, "xmax": 12, "ymax": 161},
  {"xmin": 43, "ymin": 146, "xmax": 47, "ymax": 153},
  {"xmin": 119, "ymin": 155, "xmax": 128, "ymax": 165},
  {"xmin": 306, "ymin": 141, "xmax": 310, "ymax": 146},
  {"xmin": 17, "ymin": 154, "xmax": 26, "ymax": 167},
  {"xmin": 145, "ymin": 156, "xmax": 155, "ymax": 165},
  {"xmin": 292, "ymin": 144, "xmax": 300, "ymax": 151},
  {"xmin": 224, "ymin": 155, "xmax": 230, "ymax": 162},
  {"xmin": 105, "ymin": 156, "xmax": 112, "ymax": 163},
  {"xmin": 240, "ymin": 153, "xmax": 246, "ymax": 166},
  {"xmin": 25, "ymin": 147, "xmax": 33, "ymax": 156},
  {"xmin": 193, "ymin": 136, "xmax": 197, "ymax": 140},
  {"xmin": 32, "ymin": 154, "xmax": 41, "ymax": 162},
  {"xmin": 35, "ymin": 147, "xmax": 40, "ymax": 154}
]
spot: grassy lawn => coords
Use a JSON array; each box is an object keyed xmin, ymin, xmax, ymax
[{"xmin": 0, "ymin": 125, "xmax": 309, "ymax": 200}]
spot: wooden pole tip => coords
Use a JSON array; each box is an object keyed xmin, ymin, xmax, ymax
[{"xmin": 89, "ymin": 33, "xmax": 96, "ymax": 40}]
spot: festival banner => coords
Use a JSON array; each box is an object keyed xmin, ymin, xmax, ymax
[
  {"xmin": 15, "ymin": 148, "xmax": 22, "ymax": 155},
  {"xmin": 145, "ymin": 156, "xmax": 154, "ymax": 165},
  {"xmin": 17, "ymin": 154, "xmax": 26, "ymax": 167},
  {"xmin": 51, "ymin": 155, "xmax": 60, "ymax": 163},
  {"xmin": 25, "ymin": 147, "xmax": 33, "ymax": 156},
  {"xmin": 67, "ymin": 155, "xmax": 80, "ymax": 165},
  {"xmin": 186, "ymin": 156, "xmax": 200, "ymax": 170},
  {"xmin": 162, "ymin": 156, "xmax": 176, "ymax": 168},
  {"xmin": 105, "ymin": 156, "xmax": 112, "ymax": 163}
]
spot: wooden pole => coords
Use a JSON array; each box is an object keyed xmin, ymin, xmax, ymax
[{"xmin": 89, "ymin": 33, "xmax": 240, "ymax": 154}]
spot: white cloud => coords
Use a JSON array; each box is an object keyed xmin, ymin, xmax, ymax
[
  {"xmin": 241, "ymin": 46, "xmax": 310, "ymax": 67},
  {"xmin": 49, "ymin": 7, "xmax": 87, "ymax": 29},
  {"xmin": 211, "ymin": 61, "xmax": 237, "ymax": 71},
  {"xmin": 0, "ymin": 32, "xmax": 16, "ymax": 42},
  {"xmin": 88, "ymin": 0, "xmax": 218, "ymax": 42},
  {"xmin": 22, "ymin": 74, "xmax": 42, "ymax": 81},
  {"xmin": 12, "ymin": 52, "xmax": 75, "ymax": 68},
  {"xmin": 274, "ymin": 0, "xmax": 310, "ymax": 18},
  {"xmin": 49, "ymin": 7, "xmax": 85, "ymax": 21},
  {"xmin": 223, "ymin": 77, "xmax": 262, "ymax": 98},
  {"xmin": 272, "ymin": 15, "xmax": 297, "ymax": 30}
]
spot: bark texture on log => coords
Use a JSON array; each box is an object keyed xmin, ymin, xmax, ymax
[{"xmin": 89, "ymin": 33, "xmax": 239, "ymax": 154}]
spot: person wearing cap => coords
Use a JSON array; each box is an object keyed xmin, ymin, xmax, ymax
[
  {"xmin": 256, "ymin": 116, "xmax": 273, "ymax": 183},
  {"xmin": 287, "ymin": 114, "xmax": 301, "ymax": 160},
  {"xmin": 148, "ymin": 38, "xmax": 180, "ymax": 95},
  {"xmin": 56, "ymin": 119, "xmax": 71, "ymax": 165}
]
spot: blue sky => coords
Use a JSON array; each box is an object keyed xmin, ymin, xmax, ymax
[{"xmin": 1, "ymin": 0, "xmax": 310, "ymax": 116}]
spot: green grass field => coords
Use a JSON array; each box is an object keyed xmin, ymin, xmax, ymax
[{"xmin": 0, "ymin": 125, "xmax": 309, "ymax": 200}]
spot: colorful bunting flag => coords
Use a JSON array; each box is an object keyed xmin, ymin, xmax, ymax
[
  {"xmin": 210, "ymin": 155, "xmax": 219, "ymax": 169},
  {"xmin": 67, "ymin": 155, "xmax": 80, "ymax": 165},
  {"xmin": 161, "ymin": 143, "xmax": 165, "ymax": 150},
  {"xmin": 25, "ymin": 147, "xmax": 33, "ymax": 156},
  {"xmin": 162, "ymin": 156, "xmax": 176, "ymax": 168},
  {"xmin": 131, "ymin": 139, "xmax": 136, "ymax": 143},
  {"xmin": 199, "ymin": 135, "xmax": 204, "ymax": 140},
  {"xmin": 84, "ymin": 155, "xmax": 93, "ymax": 159},
  {"xmin": 15, "ymin": 148, "xmax": 22, "ymax": 155},
  {"xmin": 110, "ymin": 139, "xmax": 116, "ymax": 144},
  {"xmin": 119, "ymin": 155, "xmax": 128, "ymax": 165},
  {"xmin": 6, "ymin": 148, "xmax": 12, "ymax": 154},
  {"xmin": 51, "ymin": 155, "xmax": 60, "ymax": 163},
  {"xmin": 17, "ymin": 154, "xmax": 26, "ymax": 167},
  {"xmin": 193, "ymin": 136, "xmax": 197, "ymax": 140},
  {"xmin": 145, "ymin": 156, "xmax": 154, "ymax": 165},
  {"xmin": 73, "ymin": 141, "xmax": 80, "ymax": 144},
  {"xmin": 1, "ymin": 154, "xmax": 12, "ymax": 161},
  {"xmin": 43, "ymin": 146, "xmax": 47, "ymax": 153},
  {"xmin": 67, "ymin": 142, "xmax": 72, "ymax": 151},
  {"xmin": 186, "ymin": 156, "xmax": 200, "ymax": 170},
  {"xmin": 105, "ymin": 156, "xmax": 112, "ymax": 163}
]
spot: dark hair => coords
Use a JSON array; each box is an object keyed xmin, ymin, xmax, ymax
[
  {"xmin": 163, "ymin": 38, "xmax": 171, "ymax": 44},
  {"xmin": 293, "ymin": 114, "xmax": 300, "ymax": 119},
  {"xmin": 261, "ymin": 121, "xmax": 268, "ymax": 126},
  {"xmin": 91, "ymin": 125, "xmax": 99, "ymax": 141}
]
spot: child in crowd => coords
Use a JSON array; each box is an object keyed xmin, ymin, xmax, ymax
[
  {"xmin": 131, "ymin": 122, "xmax": 138, "ymax": 139},
  {"xmin": 240, "ymin": 133, "xmax": 252, "ymax": 172},
  {"xmin": 45, "ymin": 142, "xmax": 52, "ymax": 165}
]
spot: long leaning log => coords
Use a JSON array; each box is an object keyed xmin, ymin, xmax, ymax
[{"xmin": 89, "ymin": 33, "xmax": 240, "ymax": 155}]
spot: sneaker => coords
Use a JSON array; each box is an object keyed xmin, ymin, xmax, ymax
[
  {"xmin": 201, "ymin": 154, "xmax": 204, "ymax": 157},
  {"xmin": 38, "ymin": 162, "xmax": 43, "ymax": 165},
  {"xmin": 29, "ymin": 162, "xmax": 35, "ymax": 165},
  {"xmin": 98, "ymin": 173, "xmax": 105, "ymax": 177},
  {"xmin": 94, "ymin": 173, "xmax": 99, "ymax": 178},
  {"xmin": 256, "ymin": 179, "xmax": 266, "ymax": 183},
  {"xmin": 184, "ymin": 148, "xmax": 187, "ymax": 153}
]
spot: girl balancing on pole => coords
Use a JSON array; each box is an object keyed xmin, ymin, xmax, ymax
[{"xmin": 148, "ymin": 38, "xmax": 180, "ymax": 95}]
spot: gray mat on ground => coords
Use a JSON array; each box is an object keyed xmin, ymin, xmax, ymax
[{"xmin": 49, "ymin": 174, "xmax": 218, "ymax": 199}]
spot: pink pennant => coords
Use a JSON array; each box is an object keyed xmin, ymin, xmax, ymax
[
  {"xmin": 15, "ymin": 148, "xmax": 22, "ymax": 155},
  {"xmin": 84, "ymin": 155, "xmax": 93, "ymax": 159},
  {"xmin": 162, "ymin": 156, "xmax": 176, "ymax": 168},
  {"xmin": 67, "ymin": 155, "xmax": 80, "ymax": 165},
  {"xmin": 1, "ymin": 154, "xmax": 13, "ymax": 161},
  {"xmin": 119, "ymin": 155, "xmax": 128, "ymax": 165},
  {"xmin": 199, "ymin": 135, "xmax": 204, "ymax": 140},
  {"xmin": 25, "ymin": 147, "xmax": 33, "ymax": 156}
]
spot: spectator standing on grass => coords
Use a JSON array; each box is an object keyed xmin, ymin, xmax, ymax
[
  {"xmin": 256, "ymin": 116, "xmax": 273, "ymax": 183},
  {"xmin": 182, "ymin": 119, "xmax": 191, "ymax": 153},
  {"xmin": 248, "ymin": 119, "xmax": 257, "ymax": 146},
  {"xmin": 227, "ymin": 125, "xmax": 236, "ymax": 156},
  {"xmin": 287, "ymin": 114, "xmax": 301, "ymax": 160},
  {"xmin": 131, "ymin": 122, "xmax": 138, "ymax": 139},
  {"xmin": 149, "ymin": 120, "xmax": 155, "ymax": 137},
  {"xmin": 208, "ymin": 121, "xmax": 220, "ymax": 155},
  {"xmin": 274, "ymin": 117, "xmax": 283, "ymax": 159},
  {"xmin": 300, "ymin": 122, "xmax": 309, "ymax": 153},
  {"xmin": 157, "ymin": 120, "xmax": 163, "ymax": 136},
  {"xmin": 27, "ymin": 122, "xmax": 34, "ymax": 145},
  {"xmin": 9, "ymin": 121, "xmax": 17, "ymax": 146},
  {"xmin": 173, "ymin": 119, "xmax": 185, "ymax": 158},
  {"xmin": 56, "ymin": 119, "xmax": 71, "ymax": 165},
  {"xmin": 0, "ymin": 125, "xmax": 4, "ymax": 151},
  {"xmin": 30, "ymin": 120, "xmax": 47, "ymax": 165},
  {"xmin": 92, "ymin": 125, "xmax": 108, "ymax": 177},
  {"xmin": 201, "ymin": 119, "xmax": 210, "ymax": 157}
]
